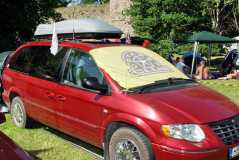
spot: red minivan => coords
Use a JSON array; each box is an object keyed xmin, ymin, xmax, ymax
[{"xmin": 2, "ymin": 41, "xmax": 239, "ymax": 160}]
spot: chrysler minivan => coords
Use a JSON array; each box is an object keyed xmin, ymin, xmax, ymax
[{"xmin": 2, "ymin": 41, "xmax": 239, "ymax": 160}]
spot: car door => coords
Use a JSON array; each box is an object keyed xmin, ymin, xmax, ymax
[
  {"xmin": 7, "ymin": 46, "xmax": 40, "ymax": 120},
  {"xmin": 26, "ymin": 46, "xmax": 68, "ymax": 127},
  {"xmin": 56, "ymin": 48, "xmax": 108, "ymax": 146}
]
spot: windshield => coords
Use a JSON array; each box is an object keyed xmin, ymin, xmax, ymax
[{"xmin": 90, "ymin": 46, "xmax": 190, "ymax": 90}]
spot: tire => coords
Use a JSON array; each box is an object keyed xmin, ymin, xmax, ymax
[
  {"xmin": 10, "ymin": 97, "xmax": 31, "ymax": 128},
  {"xmin": 109, "ymin": 127, "xmax": 154, "ymax": 160}
]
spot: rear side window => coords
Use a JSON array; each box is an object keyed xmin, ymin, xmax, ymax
[
  {"xmin": 10, "ymin": 47, "xmax": 34, "ymax": 73},
  {"xmin": 10, "ymin": 46, "xmax": 68, "ymax": 81},
  {"xmin": 30, "ymin": 47, "xmax": 67, "ymax": 80}
]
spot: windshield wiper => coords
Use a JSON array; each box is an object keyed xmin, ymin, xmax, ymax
[
  {"xmin": 166, "ymin": 77, "xmax": 196, "ymax": 83},
  {"xmin": 130, "ymin": 77, "xmax": 196, "ymax": 94}
]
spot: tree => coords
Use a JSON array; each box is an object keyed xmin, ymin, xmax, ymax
[
  {"xmin": 202, "ymin": 0, "xmax": 239, "ymax": 36},
  {"xmin": 127, "ymin": 0, "xmax": 239, "ymax": 56},
  {"xmin": 128, "ymin": 0, "xmax": 211, "ymax": 41},
  {"xmin": 0, "ymin": 0, "xmax": 62, "ymax": 52},
  {"xmin": 127, "ymin": 0, "xmax": 211, "ymax": 56}
]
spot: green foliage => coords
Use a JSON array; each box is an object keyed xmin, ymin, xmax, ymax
[
  {"xmin": 149, "ymin": 40, "xmax": 172, "ymax": 57},
  {"xmin": 128, "ymin": 0, "xmax": 211, "ymax": 42},
  {"xmin": 128, "ymin": 0, "xmax": 239, "ymax": 56},
  {"xmin": 82, "ymin": 0, "xmax": 108, "ymax": 4},
  {"xmin": 127, "ymin": 0, "xmax": 212, "ymax": 56},
  {"xmin": 102, "ymin": 0, "xmax": 109, "ymax": 3},
  {"xmin": 82, "ymin": 0, "xmax": 96, "ymax": 4},
  {"xmin": 202, "ymin": 0, "xmax": 239, "ymax": 37},
  {"xmin": 0, "ymin": 0, "xmax": 62, "ymax": 52},
  {"xmin": 174, "ymin": 44, "xmax": 193, "ymax": 55}
]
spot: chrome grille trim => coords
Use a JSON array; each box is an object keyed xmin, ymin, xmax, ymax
[{"xmin": 209, "ymin": 115, "xmax": 239, "ymax": 145}]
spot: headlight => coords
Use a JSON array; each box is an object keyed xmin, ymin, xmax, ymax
[{"xmin": 161, "ymin": 124, "xmax": 205, "ymax": 142}]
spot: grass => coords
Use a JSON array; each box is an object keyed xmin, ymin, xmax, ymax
[
  {"xmin": 0, "ymin": 116, "xmax": 101, "ymax": 160},
  {"xmin": 0, "ymin": 80, "xmax": 238, "ymax": 160},
  {"xmin": 201, "ymin": 80, "xmax": 239, "ymax": 104}
]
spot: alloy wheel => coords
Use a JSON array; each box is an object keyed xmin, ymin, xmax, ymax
[
  {"xmin": 12, "ymin": 102, "xmax": 24, "ymax": 127},
  {"xmin": 114, "ymin": 138, "xmax": 141, "ymax": 160}
]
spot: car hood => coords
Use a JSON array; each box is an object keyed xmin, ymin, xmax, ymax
[
  {"xmin": 0, "ymin": 132, "xmax": 32, "ymax": 160},
  {"xmin": 129, "ymin": 85, "xmax": 239, "ymax": 124}
]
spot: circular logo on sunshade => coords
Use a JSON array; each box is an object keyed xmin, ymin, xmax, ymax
[{"xmin": 121, "ymin": 51, "xmax": 172, "ymax": 76}]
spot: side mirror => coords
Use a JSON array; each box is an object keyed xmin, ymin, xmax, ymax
[
  {"xmin": 82, "ymin": 77, "xmax": 108, "ymax": 94},
  {"xmin": 0, "ymin": 113, "xmax": 6, "ymax": 124}
]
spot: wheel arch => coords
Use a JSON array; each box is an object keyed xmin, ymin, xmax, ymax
[
  {"xmin": 7, "ymin": 87, "xmax": 24, "ymax": 109},
  {"xmin": 9, "ymin": 91, "xmax": 20, "ymax": 102},
  {"xmin": 101, "ymin": 113, "xmax": 158, "ymax": 146}
]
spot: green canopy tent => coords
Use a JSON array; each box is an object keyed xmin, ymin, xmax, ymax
[
  {"xmin": 185, "ymin": 31, "xmax": 239, "ymax": 77},
  {"xmin": 187, "ymin": 31, "xmax": 238, "ymax": 43}
]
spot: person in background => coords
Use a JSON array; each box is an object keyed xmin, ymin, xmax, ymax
[
  {"xmin": 195, "ymin": 60, "xmax": 209, "ymax": 80},
  {"xmin": 175, "ymin": 57, "xmax": 188, "ymax": 73},
  {"xmin": 226, "ymin": 69, "xmax": 239, "ymax": 79}
]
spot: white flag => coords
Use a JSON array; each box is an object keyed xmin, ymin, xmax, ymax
[
  {"xmin": 50, "ymin": 23, "xmax": 58, "ymax": 56},
  {"xmin": 126, "ymin": 33, "xmax": 131, "ymax": 44}
]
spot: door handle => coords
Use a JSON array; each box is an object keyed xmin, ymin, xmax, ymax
[
  {"xmin": 45, "ymin": 91, "xmax": 55, "ymax": 99},
  {"xmin": 56, "ymin": 95, "xmax": 66, "ymax": 101}
]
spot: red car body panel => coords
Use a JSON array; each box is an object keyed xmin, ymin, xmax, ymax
[
  {"xmin": 152, "ymin": 142, "xmax": 228, "ymax": 160},
  {"xmin": 26, "ymin": 75, "xmax": 60, "ymax": 127},
  {"xmin": 2, "ymin": 41, "xmax": 239, "ymax": 160},
  {"xmin": 129, "ymin": 85, "xmax": 239, "ymax": 124},
  {"xmin": 0, "ymin": 113, "xmax": 32, "ymax": 160},
  {"xmin": 54, "ymin": 83, "xmax": 107, "ymax": 146}
]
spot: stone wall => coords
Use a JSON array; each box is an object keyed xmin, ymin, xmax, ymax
[{"xmin": 110, "ymin": 0, "xmax": 133, "ymax": 34}]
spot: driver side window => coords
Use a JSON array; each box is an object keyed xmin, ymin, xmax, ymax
[{"xmin": 63, "ymin": 48, "xmax": 104, "ymax": 89}]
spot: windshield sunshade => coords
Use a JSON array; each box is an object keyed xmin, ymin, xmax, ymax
[{"xmin": 90, "ymin": 46, "xmax": 188, "ymax": 90}]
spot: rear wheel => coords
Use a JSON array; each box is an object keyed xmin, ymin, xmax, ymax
[
  {"xmin": 10, "ymin": 97, "xmax": 31, "ymax": 128},
  {"xmin": 109, "ymin": 127, "xmax": 154, "ymax": 160}
]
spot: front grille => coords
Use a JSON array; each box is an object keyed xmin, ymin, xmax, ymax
[{"xmin": 209, "ymin": 115, "xmax": 239, "ymax": 145}]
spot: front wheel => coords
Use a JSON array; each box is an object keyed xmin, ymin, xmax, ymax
[{"xmin": 109, "ymin": 127, "xmax": 154, "ymax": 160}]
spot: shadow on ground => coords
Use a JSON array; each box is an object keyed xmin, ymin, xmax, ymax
[
  {"xmin": 27, "ymin": 148, "xmax": 53, "ymax": 160},
  {"xmin": 45, "ymin": 127, "xmax": 104, "ymax": 156},
  {"xmin": 29, "ymin": 122, "xmax": 104, "ymax": 158}
]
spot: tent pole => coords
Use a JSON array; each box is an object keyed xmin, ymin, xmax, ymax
[
  {"xmin": 191, "ymin": 42, "xmax": 198, "ymax": 78},
  {"xmin": 208, "ymin": 43, "xmax": 212, "ymax": 67}
]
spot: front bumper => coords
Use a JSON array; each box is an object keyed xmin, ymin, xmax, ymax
[{"xmin": 152, "ymin": 143, "xmax": 228, "ymax": 160}]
